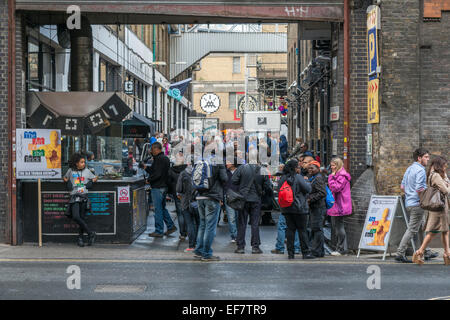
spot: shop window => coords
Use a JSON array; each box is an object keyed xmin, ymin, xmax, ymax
[{"xmin": 26, "ymin": 37, "xmax": 55, "ymax": 92}]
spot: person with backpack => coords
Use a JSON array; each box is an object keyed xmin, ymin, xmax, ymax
[
  {"xmin": 306, "ymin": 161, "xmax": 327, "ymax": 257},
  {"xmin": 63, "ymin": 152, "xmax": 98, "ymax": 247},
  {"xmin": 192, "ymin": 153, "xmax": 228, "ymax": 261},
  {"xmin": 231, "ymin": 151, "xmax": 272, "ymax": 254},
  {"xmin": 177, "ymin": 160, "xmax": 199, "ymax": 252},
  {"xmin": 277, "ymin": 159, "xmax": 314, "ymax": 259},
  {"xmin": 327, "ymin": 157, "xmax": 352, "ymax": 256},
  {"xmin": 140, "ymin": 142, "xmax": 177, "ymax": 238}
]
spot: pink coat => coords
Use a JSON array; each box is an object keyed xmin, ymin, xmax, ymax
[{"xmin": 327, "ymin": 168, "xmax": 352, "ymax": 216}]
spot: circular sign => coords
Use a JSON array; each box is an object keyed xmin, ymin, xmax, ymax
[
  {"xmin": 238, "ymin": 95, "xmax": 258, "ymax": 114},
  {"xmin": 200, "ymin": 93, "xmax": 221, "ymax": 113},
  {"xmin": 120, "ymin": 189, "xmax": 128, "ymax": 197},
  {"xmin": 172, "ymin": 88, "xmax": 181, "ymax": 100}
]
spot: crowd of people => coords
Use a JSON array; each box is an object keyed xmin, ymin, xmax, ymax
[
  {"xmin": 137, "ymin": 132, "xmax": 353, "ymax": 261},
  {"xmin": 61, "ymin": 132, "xmax": 449, "ymax": 266}
]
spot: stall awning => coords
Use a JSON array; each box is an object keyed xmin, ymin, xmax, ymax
[
  {"xmin": 26, "ymin": 92, "xmax": 132, "ymax": 135},
  {"xmin": 123, "ymin": 112, "xmax": 156, "ymax": 139}
]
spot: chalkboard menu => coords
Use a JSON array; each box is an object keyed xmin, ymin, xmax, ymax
[{"xmin": 42, "ymin": 192, "xmax": 116, "ymax": 235}]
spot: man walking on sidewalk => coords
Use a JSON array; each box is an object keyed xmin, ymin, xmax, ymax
[
  {"xmin": 396, "ymin": 148, "xmax": 436, "ymax": 263},
  {"xmin": 141, "ymin": 142, "xmax": 177, "ymax": 238}
]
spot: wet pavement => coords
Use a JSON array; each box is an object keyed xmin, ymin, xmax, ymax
[{"xmin": 0, "ymin": 202, "xmax": 449, "ymax": 300}]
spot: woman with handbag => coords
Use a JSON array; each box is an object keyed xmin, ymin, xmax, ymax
[
  {"xmin": 413, "ymin": 156, "xmax": 450, "ymax": 265},
  {"xmin": 63, "ymin": 152, "xmax": 98, "ymax": 247}
]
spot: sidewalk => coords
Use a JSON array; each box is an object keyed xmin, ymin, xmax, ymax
[{"xmin": 0, "ymin": 204, "xmax": 446, "ymax": 265}]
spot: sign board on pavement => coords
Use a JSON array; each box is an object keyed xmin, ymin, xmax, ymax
[
  {"xmin": 357, "ymin": 195, "xmax": 410, "ymax": 260},
  {"xmin": 16, "ymin": 129, "xmax": 62, "ymax": 179}
]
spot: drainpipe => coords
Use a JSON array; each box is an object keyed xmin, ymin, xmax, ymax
[
  {"xmin": 70, "ymin": 15, "xmax": 93, "ymax": 91},
  {"xmin": 8, "ymin": 0, "xmax": 17, "ymax": 245},
  {"xmin": 343, "ymin": 0, "xmax": 350, "ymax": 171}
]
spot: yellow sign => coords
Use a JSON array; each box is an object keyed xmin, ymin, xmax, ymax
[{"xmin": 368, "ymin": 78, "xmax": 379, "ymax": 123}]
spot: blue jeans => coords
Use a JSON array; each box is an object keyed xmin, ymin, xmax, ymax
[
  {"xmin": 151, "ymin": 187, "xmax": 175, "ymax": 235},
  {"xmin": 224, "ymin": 197, "xmax": 238, "ymax": 240},
  {"xmin": 276, "ymin": 213, "xmax": 300, "ymax": 253},
  {"xmin": 195, "ymin": 199, "xmax": 220, "ymax": 258}
]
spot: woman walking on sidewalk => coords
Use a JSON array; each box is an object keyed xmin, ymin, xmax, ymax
[
  {"xmin": 413, "ymin": 156, "xmax": 450, "ymax": 265},
  {"xmin": 327, "ymin": 157, "xmax": 352, "ymax": 256},
  {"xmin": 63, "ymin": 152, "xmax": 98, "ymax": 247}
]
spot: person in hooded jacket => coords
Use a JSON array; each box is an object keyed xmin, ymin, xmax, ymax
[
  {"xmin": 168, "ymin": 152, "xmax": 188, "ymax": 240},
  {"xmin": 176, "ymin": 161, "xmax": 199, "ymax": 252},
  {"xmin": 277, "ymin": 159, "xmax": 315, "ymax": 260},
  {"xmin": 307, "ymin": 160, "xmax": 327, "ymax": 257},
  {"xmin": 279, "ymin": 135, "xmax": 289, "ymax": 164},
  {"xmin": 327, "ymin": 157, "xmax": 352, "ymax": 256}
]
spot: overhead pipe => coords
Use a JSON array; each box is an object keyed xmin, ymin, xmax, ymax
[
  {"xmin": 343, "ymin": 0, "xmax": 350, "ymax": 171},
  {"xmin": 8, "ymin": 0, "xmax": 17, "ymax": 245}
]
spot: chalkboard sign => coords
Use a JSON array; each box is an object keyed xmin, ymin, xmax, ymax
[{"xmin": 42, "ymin": 191, "xmax": 116, "ymax": 235}]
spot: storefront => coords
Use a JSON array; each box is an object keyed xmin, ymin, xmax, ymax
[{"xmin": 19, "ymin": 92, "xmax": 149, "ymax": 244}]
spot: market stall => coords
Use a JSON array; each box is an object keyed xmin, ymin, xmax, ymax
[{"xmin": 19, "ymin": 92, "xmax": 149, "ymax": 244}]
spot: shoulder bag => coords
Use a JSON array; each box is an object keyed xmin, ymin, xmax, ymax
[
  {"xmin": 419, "ymin": 172, "xmax": 445, "ymax": 211},
  {"xmin": 226, "ymin": 166, "xmax": 257, "ymax": 211}
]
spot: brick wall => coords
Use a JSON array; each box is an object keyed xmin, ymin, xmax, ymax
[
  {"xmin": 0, "ymin": 0, "xmax": 8, "ymax": 243},
  {"xmin": 374, "ymin": 0, "xmax": 421, "ymax": 195},
  {"xmin": 420, "ymin": 12, "xmax": 450, "ymax": 162},
  {"xmin": 348, "ymin": 0, "xmax": 370, "ymax": 182}
]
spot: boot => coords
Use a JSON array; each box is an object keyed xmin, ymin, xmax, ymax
[{"xmin": 77, "ymin": 236, "xmax": 85, "ymax": 247}]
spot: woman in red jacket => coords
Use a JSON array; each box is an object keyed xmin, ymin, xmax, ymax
[{"xmin": 327, "ymin": 157, "xmax": 352, "ymax": 256}]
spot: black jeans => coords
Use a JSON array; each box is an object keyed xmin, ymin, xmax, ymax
[
  {"xmin": 237, "ymin": 201, "xmax": 261, "ymax": 249},
  {"xmin": 71, "ymin": 201, "xmax": 91, "ymax": 237},
  {"xmin": 183, "ymin": 206, "xmax": 200, "ymax": 248},
  {"xmin": 309, "ymin": 205, "xmax": 326, "ymax": 257},
  {"xmin": 284, "ymin": 214, "xmax": 311, "ymax": 257}
]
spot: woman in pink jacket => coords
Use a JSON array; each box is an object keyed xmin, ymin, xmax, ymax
[{"xmin": 327, "ymin": 157, "xmax": 352, "ymax": 256}]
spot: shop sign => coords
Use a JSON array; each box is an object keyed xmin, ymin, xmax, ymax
[
  {"xmin": 118, "ymin": 186, "xmax": 130, "ymax": 204},
  {"xmin": 367, "ymin": 78, "xmax": 379, "ymax": 123},
  {"xmin": 330, "ymin": 106, "xmax": 339, "ymax": 121},
  {"xmin": 200, "ymin": 93, "xmax": 220, "ymax": 114},
  {"xmin": 85, "ymin": 109, "xmax": 110, "ymax": 134},
  {"xmin": 16, "ymin": 129, "xmax": 62, "ymax": 179},
  {"xmin": 124, "ymin": 81, "xmax": 134, "ymax": 95},
  {"xmin": 367, "ymin": 5, "xmax": 380, "ymax": 124},
  {"xmin": 357, "ymin": 196, "xmax": 409, "ymax": 260}
]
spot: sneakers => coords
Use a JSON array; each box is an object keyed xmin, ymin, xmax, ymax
[
  {"xmin": 179, "ymin": 235, "xmax": 186, "ymax": 241},
  {"xmin": 164, "ymin": 226, "xmax": 177, "ymax": 236},
  {"xmin": 234, "ymin": 248, "xmax": 245, "ymax": 254},
  {"xmin": 271, "ymin": 249, "xmax": 284, "ymax": 254},
  {"xmin": 184, "ymin": 248, "xmax": 195, "ymax": 253},
  {"xmin": 201, "ymin": 256, "xmax": 220, "ymax": 262},
  {"xmin": 424, "ymin": 250, "xmax": 439, "ymax": 260},
  {"xmin": 395, "ymin": 254, "xmax": 412, "ymax": 263},
  {"xmin": 87, "ymin": 232, "xmax": 96, "ymax": 246},
  {"xmin": 230, "ymin": 238, "xmax": 236, "ymax": 243},
  {"xmin": 193, "ymin": 254, "xmax": 203, "ymax": 259},
  {"xmin": 330, "ymin": 251, "xmax": 342, "ymax": 256},
  {"xmin": 148, "ymin": 232, "xmax": 164, "ymax": 238},
  {"xmin": 252, "ymin": 247, "xmax": 263, "ymax": 254}
]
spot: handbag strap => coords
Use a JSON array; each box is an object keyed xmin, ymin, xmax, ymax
[{"xmin": 243, "ymin": 165, "xmax": 258, "ymax": 196}]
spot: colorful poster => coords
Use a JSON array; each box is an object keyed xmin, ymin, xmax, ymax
[
  {"xmin": 16, "ymin": 129, "xmax": 62, "ymax": 179},
  {"xmin": 368, "ymin": 78, "xmax": 379, "ymax": 123},
  {"xmin": 359, "ymin": 196, "xmax": 399, "ymax": 251}
]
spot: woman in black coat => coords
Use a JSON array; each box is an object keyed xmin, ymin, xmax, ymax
[
  {"xmin": 277, "ymin": 159, "xmax": 314, "ymax": 260},
  {"xmin": 306, "ymin": 161, "xmax": 327, "ymax": 257}
]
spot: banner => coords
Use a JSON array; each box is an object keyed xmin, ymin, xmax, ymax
[
  {"xmin": 16, "ymin": 129, "xmax": 62, "ymax": 179},
  {"xmin": 368, "ymin": 78, "xmax": 379, "ymax": 123},
  {"xmin": 367, "ymin": 5, "xmax": 380, "ymax": 124},
  {"xmin": 168, "ymin": 78, "xmax": 192, "ymax": 102}
]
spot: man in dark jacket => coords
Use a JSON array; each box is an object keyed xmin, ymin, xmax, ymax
[
  {"xmin": 306, "ymin": 161, "xmax": 327, "ymax": 257},
  {"xmin": 193, "ymin": 155, "xmax": 228, "ymax": 261},
  {"xmin": 277, "ymin": 159, "xmax": 315, "ymax": 259},
  {"xmin": 141, "ymin": 142, "xmax": 177, "ymax": 237},
  {"xmin": 232, "ymin": 151, "xmax": 272, "ymax": 254},
  {"xmin": 224, "ymin": 161, "xmax": 239, "ymax": 242}
]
